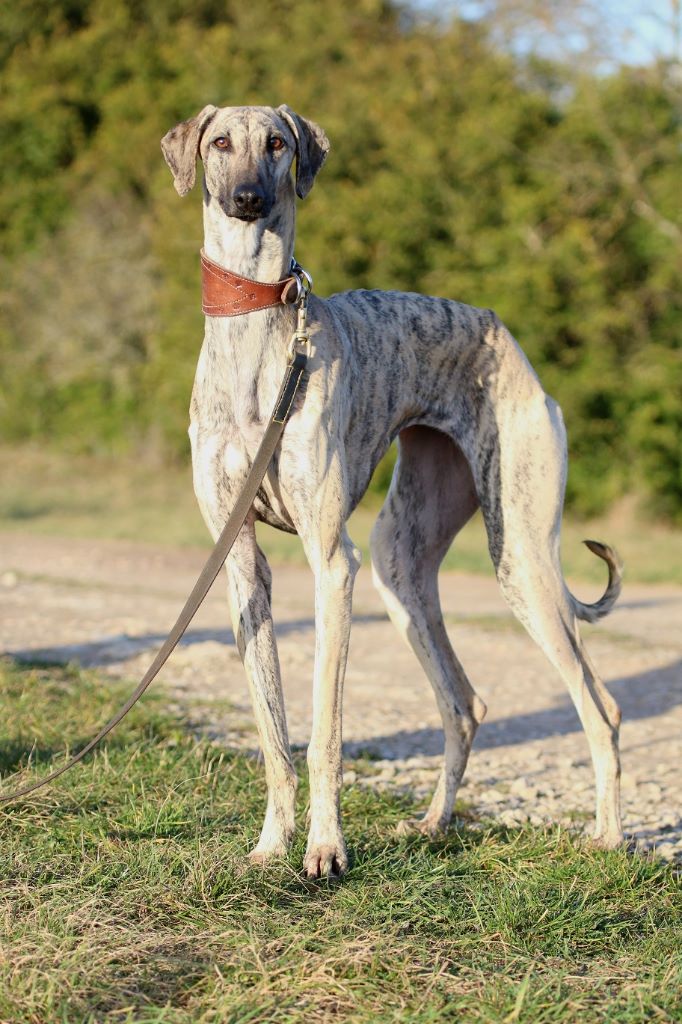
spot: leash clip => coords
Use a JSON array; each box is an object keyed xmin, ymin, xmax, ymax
[{"xmin": 287, "ymin": 258, "xmax": 313, "ymax": 359}]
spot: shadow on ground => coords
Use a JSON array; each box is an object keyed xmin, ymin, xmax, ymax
[
  {"xmin": 9, "ymin": 616, "xmax": 383, "ymax": 668},
  {"xmin": 344, "ymin": 657, "xmax": 682, "ymax": 756},
  {"xmin": 11, "ymin": 627, "xmax": 681, "ymax": 751}
]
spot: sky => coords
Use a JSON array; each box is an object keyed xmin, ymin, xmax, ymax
[
  {"xmin": 413, "ymin": 1, "xmax": 680, "ymax": 66},
  {"xmin": 606, "ymin": 0, "xmax": 679, "ymax": 63}
]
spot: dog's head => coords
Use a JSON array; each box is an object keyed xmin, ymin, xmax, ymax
[{"xmin": 161, "ymin": 104, "xmax": 329, "ymax": 219}]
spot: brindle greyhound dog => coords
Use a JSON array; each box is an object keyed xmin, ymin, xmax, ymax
[{"xmin": 161, "ymin": 104, "xmax": 623, "ymax": 879}]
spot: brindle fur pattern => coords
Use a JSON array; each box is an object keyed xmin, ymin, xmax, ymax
[{"xmin": 161, "ymin": 105, "xmax": 624, "ymax": 878}]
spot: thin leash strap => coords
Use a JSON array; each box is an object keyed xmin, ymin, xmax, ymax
[{"xmin": 0, "ymin": 347, "xmax": 308, "ymax": 805}]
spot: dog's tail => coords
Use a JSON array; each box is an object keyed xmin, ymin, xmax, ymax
[{"xmin": 569, "ymin": 540, "xmax": 623, "ymax": 623}]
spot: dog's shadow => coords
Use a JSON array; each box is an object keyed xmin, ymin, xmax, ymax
[
  {"xmin": 9, "ymin": 624, "xmax": 681, "ymax": 750},
  {"xmin": 348, "ymin": 656, "xmax": 682, "ymax": 757},
  {"xmin": 8, "ymin": 623, "xmax": 681, "ymax": 855},
  {"xmin": 345, "ymin": 655, "xmax": 682, "ymax": 857},
  {"xmin": 8, "ymin": 615, "xmax": 384, "ymax": 669}
]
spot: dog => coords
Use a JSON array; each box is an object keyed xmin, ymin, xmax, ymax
[{"xmin": 161, "ymin": 104, "xmax": 623, "ymax": 878}]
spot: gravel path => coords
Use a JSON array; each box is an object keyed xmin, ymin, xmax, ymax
[{"xmin": 1, "ymin": 532, "xmax": 680, "ymax": 860}]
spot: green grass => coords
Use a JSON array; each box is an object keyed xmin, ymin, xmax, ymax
[
  {"xmin": 3, "ymin": 445, "xmax": 682, "ymax": 584},
  {"xmin": 1, "ymin": 659, "xmax": 680, "ymax": 1023}
]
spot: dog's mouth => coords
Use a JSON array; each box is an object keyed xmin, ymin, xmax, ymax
[
  {"xmin": 230, "ymin": 211, "xmax": 268, "ymax": 222},
  {"xmin": 219, "ymin": 197, "xmax": 273, "ymax": 222}
]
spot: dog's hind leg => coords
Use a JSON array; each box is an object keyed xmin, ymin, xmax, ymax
[
  {"xmin": 493, "ymin": 557, "xmax": 623, "ymax": 847},
  {"xmin": 370, "ymin": 426, "xmax": 487, "ymax": 836},
  {"xmin": 476, "ymin": 386, "xmax": 623, "ymax": 847}
]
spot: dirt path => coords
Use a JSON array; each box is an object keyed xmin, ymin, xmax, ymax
[{"xmin": 1, "ymin": 531, "xmax": 680, "ymax": 859}]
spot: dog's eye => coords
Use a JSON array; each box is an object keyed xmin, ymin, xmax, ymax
[
  {"xmin": 213, "ymin": 137, "xmax": 230, "ymax": 150},
  {"xmin": 268, "ymin": 136, "xmax": 285, "ymax": 152}
]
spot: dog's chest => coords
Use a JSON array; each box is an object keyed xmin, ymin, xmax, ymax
[
  {"xmin": 190, "ymin": 413, "xmax": 297, "ymax": 533},
  {"xmin": 190, "ymin": 335, "xmax": 299, "ymax": 531}
]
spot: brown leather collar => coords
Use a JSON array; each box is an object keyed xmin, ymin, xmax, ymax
[{"xmin": 201, "ymin": 249, "xmax": 299, "ymax": 316}]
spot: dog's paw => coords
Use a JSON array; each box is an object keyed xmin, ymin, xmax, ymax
[
  {"xmin": 590, "ymin": 828, "xmax": 624, "ymax": 851},
  {"xmin": 303, "ymin": 837, "xmax": 348, "ymax": 879},
  {"xmin": 247, "ymin": 836, "xmax": 291, "ymax": 868},
  {"xmin": 396, "ymin": 816, "xmax": 446, "ymax": 839},
  {"xmin": 247, "ymin": 848, "xmax": 279, "ymax": 869}
]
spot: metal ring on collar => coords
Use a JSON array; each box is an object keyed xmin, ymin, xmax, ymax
[
  {"xmin": 297, "ymin": 267, "xmax": 313, "ymax": 293},
  {"xmin": 290, "ymin": 259, "xmax": 313, "ymax": 294}
]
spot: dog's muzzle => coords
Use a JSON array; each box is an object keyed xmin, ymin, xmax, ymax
[{"xmin": 229, "ymin": 184, "xmax": 271, "ymax": 220}]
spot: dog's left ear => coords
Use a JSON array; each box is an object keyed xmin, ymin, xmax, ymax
[
  {"xmin": 161, "ymin": 104, "xmax": 218, "ymax": 196},
  {"xmin": 277, "ymin": 105, "xmax": 330, "ymax": 199}
]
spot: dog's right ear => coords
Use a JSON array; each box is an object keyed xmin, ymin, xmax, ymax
[{"xmin": 161, "ymin": 105, "xmax": 218, "ymax": 196}]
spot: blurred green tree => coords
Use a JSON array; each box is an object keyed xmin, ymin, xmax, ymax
[{"xmin": 0, "ymin": 0, "xmax": 679, "ymax": 520}]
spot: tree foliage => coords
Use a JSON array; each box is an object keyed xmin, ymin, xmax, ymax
[{"xmin": 0, "ymin": 0, "xmax": 680, "ymax": 519}]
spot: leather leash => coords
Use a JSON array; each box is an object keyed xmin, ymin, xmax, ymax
[{"xmin": 0, "ymin": 260, "xmax": 312, "ymax": 805}]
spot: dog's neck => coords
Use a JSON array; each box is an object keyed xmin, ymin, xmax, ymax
[
  {"xmin": 199, "ymin": 185, "xmax": 299, "ymax": 419},
  {"xmin": 202, "ymin": 186, "xmax": 296, "ymax": 283}
]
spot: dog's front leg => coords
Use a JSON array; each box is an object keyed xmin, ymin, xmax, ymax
[
  {"xmin": 299, "ymin": 522, "xmax": 361, "ymax": 879},
  {"xmin": 223, "ymin": 516, "xmax": 298, "ymax": 865}
]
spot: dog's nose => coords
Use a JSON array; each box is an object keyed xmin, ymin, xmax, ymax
[{"xmin": 232, "ymin": 185, "xmax": 265, "ymax": 216}]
